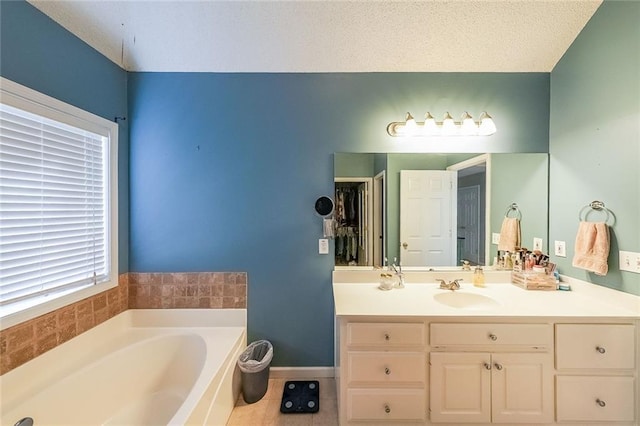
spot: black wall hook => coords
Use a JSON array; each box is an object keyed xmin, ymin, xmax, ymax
[{"xmin": 114, "ymin": 116, "xmax": 127, "ymax": 123}]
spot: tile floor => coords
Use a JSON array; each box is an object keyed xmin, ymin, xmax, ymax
[{"xmin": 226, "ymin": 377, "xmax": 338, "ymax": 425}]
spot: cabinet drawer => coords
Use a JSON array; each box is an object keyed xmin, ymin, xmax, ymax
[
  {"xmin": 347, "ymin": 322, "xmax": 425, "ymax": 348},
  {"xmin": 431, "ymin": 323, "xmax": 552, "ymax": 347},
  {"xmin": 347, "ymin": 351, "xmax": 425, "ymax": 385},
  {"xmin": 347, "ymin": 388, "xmax": 426, "ymax": 422},
  {"xmin": 556, "ymin": 324, "xmax": 635, "ymax": 369},
  {"xmin": 556, "ymin": 376, "xmax": 636, "ymax": 422}
]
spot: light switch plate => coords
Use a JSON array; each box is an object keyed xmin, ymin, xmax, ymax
[
  {"xmin": 319, "ymin": 239, "xmax": 329, "ymax": 254},
  {"xmin": 619, "ymin": 250, "xmax": 640, "ymax": 273},
  {"xmin": 492, "ymin": 233, "xmax": 501, "ymax": 245},
  {"xmin": 554, "ymin": 240, "xmax": 566, "ymax": 257},
  {"xmin": 533, "ymin": 237, "xmax": 543, "ymax": 251}
]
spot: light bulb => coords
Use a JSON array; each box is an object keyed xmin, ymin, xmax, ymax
[
  {"xmin": 404, "ymin": 112, "xmax": 417, "ymax": 135},
  {"xmin": 478, "ymin": 112, "xmax": 497, "ymax": 135},
  {"xmin": 441, "ymin": 112, "xmax": 457, "ymax": 136},
  {"xmin": 460, "ymin": 112, "xmax": 477, "ymax": 135},
  {"xmin": 424, "ymin": 112, "xmax": 439, "ymax": 135}
]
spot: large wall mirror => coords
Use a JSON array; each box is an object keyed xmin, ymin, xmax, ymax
[{"xmin": 334, "ymin": 152, "xmax": 549, "ymax": 269}]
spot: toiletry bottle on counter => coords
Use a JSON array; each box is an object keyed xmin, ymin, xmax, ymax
[{"xmin": 473, "ymin": 266, "xmax": 485, "ymax": 288}]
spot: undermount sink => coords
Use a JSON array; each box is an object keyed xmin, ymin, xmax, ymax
[{"xmin": 434, "ymin": 291, "xmax": 500, "ymax": 310}]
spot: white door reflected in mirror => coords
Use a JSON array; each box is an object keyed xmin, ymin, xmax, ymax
[{"xmin": 400, "ymin": 170, "xmax": 457, "ymax": 266}]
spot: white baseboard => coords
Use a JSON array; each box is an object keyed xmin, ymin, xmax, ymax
[{"xmin": 269, "ymin": 366, "xmax": 335, "ymax": 379}]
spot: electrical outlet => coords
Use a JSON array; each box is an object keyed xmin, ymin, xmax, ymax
[
  {"xmin": 619, "ymin": 250, "xmax": 640, "ymax": 274},
  {"xmin": 492, "ymin": 233, "xmax": 501, "ymax": 245},
  {"xmin": 554, "ymin": 240, "xmax": 566, "ymax": 257},
  {"xmin": 533, "ymin": 237, "xmax": 543, "ymax": 251},
  {"xmin": 319, "ymin": 239, "xmax": 329, "ymax": 254}
]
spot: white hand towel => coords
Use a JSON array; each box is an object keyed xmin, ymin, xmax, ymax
[
  {"xmin": 498, "ymin": 217, "xmax": 521, "ymax": 252},
  {"xmin": 572, "ymin": 221, "xmax": 610, "ymax": 276}
]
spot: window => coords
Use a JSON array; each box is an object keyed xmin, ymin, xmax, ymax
[{"xmin": 0, "ymin": 78, "xmax": 118, "ymax": 328}]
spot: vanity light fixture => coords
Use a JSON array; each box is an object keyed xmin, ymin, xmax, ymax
[{"xmin": 387, "ymin": 111, "xmax": 497, "ymax": 137}]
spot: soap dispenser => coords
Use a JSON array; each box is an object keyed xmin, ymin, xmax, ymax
[{"xmin": 473, "ymin": 266, "xmax": 485, "ymax": 288}]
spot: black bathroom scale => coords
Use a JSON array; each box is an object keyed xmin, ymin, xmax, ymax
[{"xmin": 280, "ymin": 380, "xmax": 320, "ymax": 414}]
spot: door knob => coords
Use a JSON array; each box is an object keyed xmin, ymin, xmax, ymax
[{"xmin": 402, "ymin": 242, "xmax": 408, "ymax": 249}]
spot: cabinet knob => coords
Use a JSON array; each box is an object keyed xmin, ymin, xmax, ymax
[
  {"xmin": 596, "ymin": 398, "xmax": 606, "ymax": 407},
  {"xmin": 489, "ymin": 333, "xmax": 498, "ymax": 341},
  {"xmin": 384, "ymin": 367, "xmax": 391, "ymax": 375},
  {"xmin": 483, "ymin": 362, "xmax": 492, "ymax": 370},
  {"xmin": 493, "ymin": 362, "xmax": 503, "ymax": 371},
  {"xmin": 384, "ymin": 333, "xmax": 390, "ymax": 341},
  {"xmin": 595, "ymin": 346, "xmax": 606, "ymax": 354},
  {"xmin": 384, "ymin": 404, "xmax": 391, "ymax": 414}
]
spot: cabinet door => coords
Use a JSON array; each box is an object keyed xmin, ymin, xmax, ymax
[
  {"xmin": 430, "ymin": 352, "xmax": 491, "ymax": 423},
  {"xmin": 491, "ymin": 353, "xmax": 554, "ymax": 423}
]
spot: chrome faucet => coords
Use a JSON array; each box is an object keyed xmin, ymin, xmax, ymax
[
  {"xmin": 437, "ymin": 279, "xmax": 462, "ymax": 291},
  {"xmin": 390, "ymin": 258, "xmax": 405, "ymax": 289}
]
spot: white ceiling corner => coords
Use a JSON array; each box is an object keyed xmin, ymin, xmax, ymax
[{"xmin": 26, "ymin": 0, "xmax": 603, "ymax": 73}]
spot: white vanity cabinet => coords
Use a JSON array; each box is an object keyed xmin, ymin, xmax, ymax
[
  {"xmin": 429, "ymin": 323, "xmax": 554, "ymax": 424},
  {"xmin": 333, "ymin": 277, "xmax": 640, "ymax": 425},
  {"xmin": 338, "ymin": 320, "xmax": 427, "ymax": 424},
  {"xmin": 555, "ymin": 323, "xmax": 637, "ymax": 423}
]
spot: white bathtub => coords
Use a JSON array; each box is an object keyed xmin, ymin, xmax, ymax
[{"xmin": 0, "ymin": 309, "xmax": 247, "ymax": 426}]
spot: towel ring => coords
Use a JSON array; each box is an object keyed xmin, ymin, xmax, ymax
[
  {"xmin": 578, "ymin": 200, "xmax": 615, "ymax": 225},
  {"xmin": 504, "ymin": 203, "xmax": 521, "ymax": 220}
]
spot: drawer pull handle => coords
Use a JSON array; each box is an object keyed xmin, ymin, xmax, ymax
[
  {"xmin": 596, "ymin": 346, "xmax": 606, "ymax": 354},
  {"xmin": 384, "ymin": 367, "xmax": 391, "ymax": 375},
  {"xmin": 596, "ymin": 398, "xmax": 606, "ymax": 407},
  {"xmin": 483, "ymin": 362, "xmax": 492, "ymax": 370},
  {"xmin": 489, "ymin": 333, "xmax": 498, "ymax": 341},
  {"xmin": 384, "ymin": 333, "xmax": 390, "ymax": 341},
  {"xmin": 384, "ymin": 404, "xmax": 391, "ymax": 414},
  {"xmin": 494, "ymin": 363, "xmax": 503, "ymax": 371}
]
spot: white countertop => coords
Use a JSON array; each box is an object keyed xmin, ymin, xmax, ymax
[{"xmin": 333, "ymin": 274, "xmax": 640, "ymax": 319}]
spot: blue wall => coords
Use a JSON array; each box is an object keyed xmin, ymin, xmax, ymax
[
  {"xmin": 2, "ymin": 0, "xmax": 557, "ymax": 367},
  {"xmin": 549, "ymin": 1, "xmax": 640, "ymax": 295},
  {"xmin": 0, "ymin": 1, "xmax": 130, "ymax": 272},
  {"xmin": 128, "ymin": 73, "xmax": 549, "ymax": 365}
]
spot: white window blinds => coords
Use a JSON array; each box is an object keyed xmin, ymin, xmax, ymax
[{"xmin": 0, "ymin": 103, "xmax": 110, "ymax": 307}]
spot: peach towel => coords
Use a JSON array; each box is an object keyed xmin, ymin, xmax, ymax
[
  {"xmin": 572, "ymin": 221, "xmax": 610, "ymax": 276},
  {"xmin": 498, "ymin": 217, "xmax": 521, "ymax": 252}
]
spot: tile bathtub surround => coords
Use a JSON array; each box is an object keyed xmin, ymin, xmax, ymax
[
  {"xmin": 0, "ymin": 273, "xmax": 129, "ymax": 375},
  {"xmin": 128, "ymin": 272, "xmax": 247, "ymax": 309}
]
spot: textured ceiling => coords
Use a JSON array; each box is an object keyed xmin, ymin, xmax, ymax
[{"xmin": 27, "ymin": 0, "xmax": 602, "ymax": 72}]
